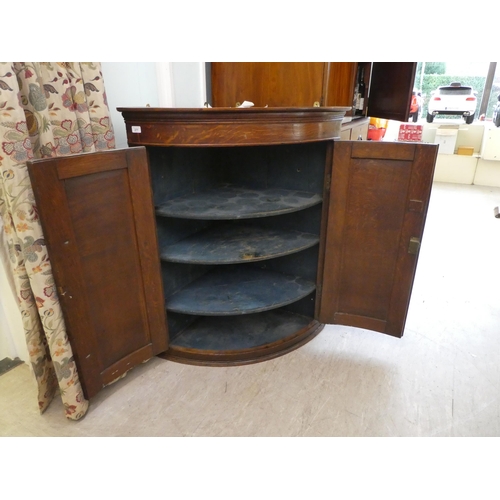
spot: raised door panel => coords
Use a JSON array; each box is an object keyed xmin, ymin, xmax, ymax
[
  {"xmin": 318, "ymin": 141, "xmax": 438, "ymax": 337},
  {"xmin": 27, "ymin": 147, "xmax": 168, "ymax": 398},
  {"xmin": 211, "ymin": 62, "xmax": 326, "ymax": 107},
  {"xmin": 368, "ymin": 62, "xmax": 417, "ymax": 122}
]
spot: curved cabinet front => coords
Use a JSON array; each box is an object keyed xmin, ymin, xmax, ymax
[
  {"xmin": 118, "ymin": 108, "xmax": 346, "ymax": 365},
  {"xmin": 118, "ymin": 108, "xmax": 437, "ymax": 366}
]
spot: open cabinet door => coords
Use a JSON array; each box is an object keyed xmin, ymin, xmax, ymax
[
  {"xmin": 27, "ymin": 147, "xmax": 168, "ymax": 399},
  {"xmin": 368, "ymin": 62, "xmax": 417, "ymax": 122},
  {"xmin": 317, "ymin": 141, "xmax": 438, "ymax": 337}
]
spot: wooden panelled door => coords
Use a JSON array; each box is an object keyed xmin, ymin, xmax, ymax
[
  {"xmin": 318, "ymin": 141, "xmax": 438, "ymax": 337},
  {"xmin": 367, "ymin": 62, "xmax": 417, "ymax": 122},
  {"xmin": 27, "ymin": 147, "xmax": 168, "ymax": 398}
]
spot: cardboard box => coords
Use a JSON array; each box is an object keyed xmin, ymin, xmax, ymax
[
  {"xmin": 435, "ymin": 125, "xmax": 459, "ymax": 154},
  {"xmin": 457, "ymin": 146, "xmax": 474, "ymax": 156}
]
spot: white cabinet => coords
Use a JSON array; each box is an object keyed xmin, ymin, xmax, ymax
[
  {"xmin": 481, "ymin": 125, "xmax": 500, "ymax": 161},
  {"xmin": 340, "ymin": 118, "xmax": 368, "ymax": 141}
]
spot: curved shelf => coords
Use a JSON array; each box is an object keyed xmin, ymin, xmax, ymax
[
  {"xmin": 163, "ymin": 314, "xmax": 324, "ymax": 366},
  {"xmin": 156, "ymin": 186, "xmax": 322, "ymax": 220},
  {"xmin": 166, "ymin": 266, "xmax": 316, "ymax": 316},
  {"xmin": 160, "ymin": 223, "xmax": 319, "ymax": 264},
  {"xmin": 163, "ymin": 310, "xmax": 324, "ymax": 367},
  {"xmin": 171, "ymin": 310, "xmax": 313, "ymax": 350}
]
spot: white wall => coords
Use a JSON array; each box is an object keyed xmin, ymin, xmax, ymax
[
  {"xmin": 171, "ymin": 62, "xmax": 207, "ymax": 107},
  {"xmin": 101, "ymin": 62, "xmax": 160, "ymax": 149},
  {"xmin": 101, "ymin": 62, "xmax": 207, "ymax": 149}
]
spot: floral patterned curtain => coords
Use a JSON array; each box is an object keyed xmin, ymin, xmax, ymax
[{"xmin": 0, "ymin": 62, "xmax": 115, "ymax": 420}]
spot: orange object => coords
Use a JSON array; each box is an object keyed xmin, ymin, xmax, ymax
[
  {"xmin": 367, "ymin": 127, "xmax": 386, "ymax": 140},
  {"xmin": 368, "ymin": 117, "xmax": 388, "ymax": 141},
  {"xmin": 410, "ymin": 94, "xmax": 419, "ymax": 114}
]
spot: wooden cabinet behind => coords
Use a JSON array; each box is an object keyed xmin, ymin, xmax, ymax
[
  {"xmin": 324, "ymin": 62, "xmax": 358, "ymax": 108},
  {"xmin": 210, "ymin": 62, "xmax": 416, "ymax": 121},
  {"xmin": 211, "ymin": 62, "xmax": 328, "ymax": 108}
]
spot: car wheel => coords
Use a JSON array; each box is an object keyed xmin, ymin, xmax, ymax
[
  {"xmin": 426, "ymin": 113, "xmax": 434, "ymax": 123},
  {"xmin": 465, "ymin": 113, "xmax": 474, "ymax": 124}
]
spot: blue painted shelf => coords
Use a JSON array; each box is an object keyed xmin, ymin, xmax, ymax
[
  {"xmin": 156, "ymin": 186, "xmax": 322, "ymax": 220},
  {"xmin": 166, "ymin": 266, "xmax": 316, "ymax": 316},
  {"xmin": 160, "ymin": 222, "xmax": 319, "ymax": 264},
  {"xmin": 171, "ymin": 309, "xmax": 314, "ymax": 351}
]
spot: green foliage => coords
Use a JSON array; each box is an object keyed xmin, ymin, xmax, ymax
[{"xmin": 424, "ymin": 62, "xmax": 446, "ymax": 75}]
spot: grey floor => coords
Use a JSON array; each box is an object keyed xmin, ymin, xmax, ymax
[{"xmin": 2, "ymin": 181, "xmax": 500, "ymax": 437}]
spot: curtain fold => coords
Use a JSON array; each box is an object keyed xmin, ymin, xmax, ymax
[{"xmin": 0, "ymin": 62, "xmax": 115, "ymax": 420}]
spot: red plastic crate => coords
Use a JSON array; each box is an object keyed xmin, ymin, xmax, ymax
[{"xmin": 398, "ymin": 124, "xmax": 423, "ymax": 142}]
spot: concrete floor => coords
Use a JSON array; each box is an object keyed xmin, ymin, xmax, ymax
[{"xmin": 1, "ymin": 181, "xmax": 500, "ymax": 437}]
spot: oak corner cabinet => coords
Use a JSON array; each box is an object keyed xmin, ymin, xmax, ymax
[{"xmin": 27, "ymin": 107, "xmax": 438, "ymax": 400}]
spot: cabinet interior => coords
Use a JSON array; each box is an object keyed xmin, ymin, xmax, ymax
[{"xmin": 148, "ymin": 141, "xmax": 328, "ymax": 356}]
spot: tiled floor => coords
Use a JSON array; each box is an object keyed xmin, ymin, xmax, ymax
[{"xmin": 2, "ymin": 182, "xmax": 500, "ymax": 437}]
